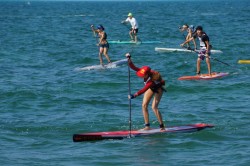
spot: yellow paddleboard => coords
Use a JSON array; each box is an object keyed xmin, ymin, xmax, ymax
[{"xmin": 238, "ymin": 60, "xmax": 250, "ymax": 64}]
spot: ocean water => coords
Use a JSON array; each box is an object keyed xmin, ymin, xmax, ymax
[{"xmin": 0, "ymin": 0, "xmax": 250, "ymax": 165}]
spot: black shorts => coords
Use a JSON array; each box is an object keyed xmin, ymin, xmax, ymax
[
  {"xmin": 130, "ymin": 28, "xmax": 139, "ymax": 33},
  {"xmin": 99, "ymin": 42, "xmax": 109, "ymax": 48},
  {"xmin": 150, "ymin": 84, "xmax": 166, "ymax": 93}
]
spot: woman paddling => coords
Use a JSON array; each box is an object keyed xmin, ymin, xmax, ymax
[
  {"xmin": 91, "ymin": 24, "xmax": 111, "ymax": 65},
  {"xmin": 179, "ymin": 24, "xmax": 197, "ymax": 50},
  {"xmin": 125, "ymin": 53, "xmax": 166, "ymax": 131}
]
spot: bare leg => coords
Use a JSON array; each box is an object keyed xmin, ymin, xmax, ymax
[
  {"xmin": 99, "ymin": 47, "xmax": 104, "ymax": 65},
  {"xmin": 152, "ymin": 88, "xmax": 165, "ymax": 130},
  {"xmin": 133, "ymin": 30, "xmax": 138, "ymax": 43},
  {"xmin": 141, "ymin": 89, "xmax": 154, "ymax": 130},
  {"xmin": 206, "ymin": 56, "xmax": 211, "ymax": 75},
  {"xmin": 197, "ymin": 57, "xmax": 201, "ymax": 75},
  {"xmin": 103, "ymin": 47, "xmax": 111, "ymax": 63},
  {"xmin": 134, "ymin": 35, "xmax": 138, "ymax": 43},
  {"xmin": 129, "ymin": 31, "xmax": 134, "ymax": 41}
]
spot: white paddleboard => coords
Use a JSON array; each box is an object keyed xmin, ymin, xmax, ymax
[
  {"xmin": 155, "ymin": 47, "xmax": 223, "ymax": 54},
  {"xmin": 74, "ymin": 59, "xmax": 127, "ymax": 71}
]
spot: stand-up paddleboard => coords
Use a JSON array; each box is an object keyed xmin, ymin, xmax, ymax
[
  {"xmin": 73, "ymin": 123, "xmax": 214, "ymax": 142},
  {"xmin": 74, "ymin": 59, "xmax": 127, "ymax": 71},
  {"xmin": 155, "ymin": 47, "xmax": 223, "ymax": 54},
  {"xmin": 238, "ymin": 60, "xmax": 250, "ymax": 64},
  {"xmin": 178, "ymin": 72, "xmax": 229, "ymax": 80},
  {"xmin": 109, "ymin": 40, "xmax": 162, "ymax": 44}
]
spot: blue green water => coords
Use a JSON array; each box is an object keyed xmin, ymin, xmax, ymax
[{"xmin": 1, "ymin": 0, "xmax": 250, "ymax": 165}]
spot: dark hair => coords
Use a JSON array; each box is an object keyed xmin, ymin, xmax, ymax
[
  {"xmin": 183, "ymin": 24, "xmax": 189, "ymax": 28},
  {"xmin": 195, "ymin": 26, "xmax": 203, "ymax": 31}
]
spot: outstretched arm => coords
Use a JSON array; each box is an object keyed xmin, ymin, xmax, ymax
[
  {"xmin": 125, "ymin": 53, "xmax": 140, "ymax": 71},
  {"xmin": 180, "ymin": 37, "xmax": 194, "ymax": 47},
  {"xmin": 128, "ymin": 77, "xmax": 154, "ymax": 99},
  {"xmin": 121, "ymin": 18, "xmax": 129, "ymax": 24}
]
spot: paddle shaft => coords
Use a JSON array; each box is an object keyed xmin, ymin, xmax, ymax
[
  {"xmin": 128, "ymin": 61, "xmax": 132, "ymax": 138},
  {"xmin": 93, "ymin": 32, "xmax": 99, "ymax": 45},
  {"xmin": 182, "ymin": 45, "xmax": 233, "ymax": 67},
  {"xmin": 122, "ymin": 21, "xmax": 131, "ymax": 30}
]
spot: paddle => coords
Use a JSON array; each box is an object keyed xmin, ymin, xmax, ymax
[
  {"xmin": 181, "ymin": 45, "xmax": 234, "ymax": 67},
  {"xmin": 128, "ymin": 59, "xmax": 132, "ymax": 138},
  {"xmin": 210, "ymin": 57, "xmax": 232, "ymax": 67},
  {"xmin": 121, "ymin": 21, "xmax": 130, "ymax": 30}
]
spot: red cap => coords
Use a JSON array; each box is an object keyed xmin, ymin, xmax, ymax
[{"xmin": 136, "ymin": 66, "xmax": 151, "ymax": 77}]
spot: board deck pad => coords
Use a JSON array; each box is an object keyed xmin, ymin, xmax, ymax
[
  {"xmin": 74, "ymin": 59, "xmax": 127, "ymax": 71},
  {"xmin": 155, "ymin": 47, "xmax": 223, "ymax": 54},
  {"xmin": 178, "ymin": 72, "xmax": 229, "ymax": 80},
  {"xmin": 73, "ymin": 123, "xmax": 214, "ymax": 142}
]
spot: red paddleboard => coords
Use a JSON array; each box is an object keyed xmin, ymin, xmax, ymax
[
  {"xmin": 73, "ymin": 123, "xmax": 214, "ymax": 142},
  {"xmin": 178, "ymin": 72, "xmax": 229, "ymax": 80}
]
